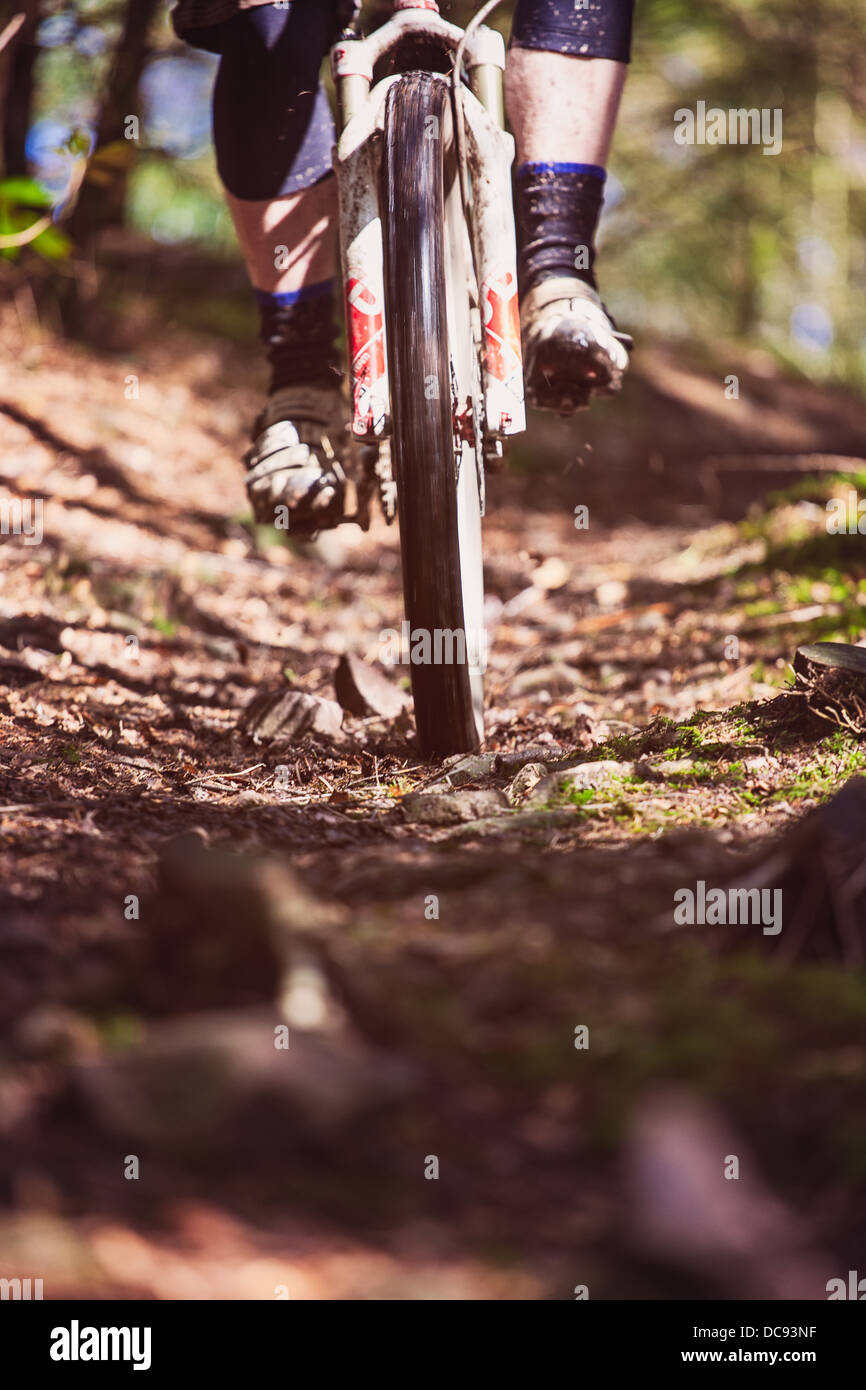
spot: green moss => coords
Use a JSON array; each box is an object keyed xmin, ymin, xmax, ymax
[
  {"xmin": 151, "ymin": 609, "xmax": 178, "ymax": 638},
  {"xmin": 665, "ymin": 760, "xmax": 716, "ymax": 785},
  {"xmin": 565, "ymin": 786, "xmax": 596, "ymax": 807},
  {"xmin": 744, "ymin": 599, "xmax": 783, "ymax": 618},
  {"xmin": 675, "ymin": 725, "xmax": 704, "ymax": 750}
]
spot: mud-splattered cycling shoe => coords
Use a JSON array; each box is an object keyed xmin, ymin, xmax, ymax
[
  {"xmin": 520, "ymin": 276, "xmax": 633, "ymax": 414},
  {"xmin": 244, "ymin": 385, "xmax": 347, "ymax": 539}
]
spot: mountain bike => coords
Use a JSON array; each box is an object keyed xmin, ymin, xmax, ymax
[{"xmin": 331, "ymin": 0, "xmax": 525, "ymax": 756}]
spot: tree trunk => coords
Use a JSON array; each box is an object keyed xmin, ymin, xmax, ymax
[
  {"xmin": 1, "ymin": 0, "xmax": 39, "ymax": 177},
  {"xmin": 68, "ymin": 0, "xmax": 161, "ymax": 245}
]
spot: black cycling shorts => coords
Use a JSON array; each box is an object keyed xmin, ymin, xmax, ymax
[{"xmin": 182, "ymin": 0, "xmax": 635, "ymax": 201}]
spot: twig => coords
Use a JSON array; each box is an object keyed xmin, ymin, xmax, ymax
[
  {"xmin": 99, "ymin": 753, "xmax": 163, "ymax": 772},
  {"xmin": 0, "ymin": 213, "xmax": 51, "ymax": 248},
  {"xmin": 0, "ymin": 145, "xmax": 87, "ymax": 250},
  {"xmin": 0, "ymin": 13, "xmax": 25, "ymax": 56},
  {"xmin": 187, "ymin": 763, "xmax": 265, "ymax": 784}
]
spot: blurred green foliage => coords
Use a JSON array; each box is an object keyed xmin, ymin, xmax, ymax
[
  {"xmin": 0, "ymin": 173, "xmax": 70, "ymax": 259},
  {"xmin": 605, "ymin": 0, "xmax": 866, "ymax": 389}
]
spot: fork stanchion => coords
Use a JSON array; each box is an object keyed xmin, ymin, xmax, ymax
[
  {"xmin": 331, "ymin": 40, "xmax": 373, "ymax": 132},
  {"xmin": 469, "ymin": 64, "xmax": 504, "ymax": 128},
  {"xmin": 336, "ymin": 73, "xmax": 371, "ymax": 130}
]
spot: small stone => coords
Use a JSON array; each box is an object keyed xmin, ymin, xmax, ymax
[
  {"xmin": 491, "ymin": 748, "xmax": 557, "ymax": 772},
  {"xmin": 234, "ymin": 789, "xmax": 271, "ymax": 807},
  {"xmin": 242, "ymin": 689, "xmax": 344, "ymax": 742},
  {"xmin": 595, "ymin": 579, "xmax": 628, "ymax": 609},
  {"xmin": 428, "ymin": 753, "xmax": 498, "ymax": 788},
  {"xmin": 203, "ymin": 635, "xmax": 242, "ymax": 664},
  {"xmin": 507, "ymin": 762, "xmax": 548, "ymax": 805},
  {"xmin": 401, "ymin": 789, "xmax": 508, "ymax": 825},
  {"xmin": 532, "ymin": 556, "xmax": 570, "ymax": 591},
  {"xmin": 527, "ymin": 760, "xmax": 634, "ymax": 807},
  {"xmin": 334, "ymin": 652, "xmax": 410, "ymax": 720},
  {"xmin": 510, "ymin": 663, "xmax": 588, "ymax": 697}
]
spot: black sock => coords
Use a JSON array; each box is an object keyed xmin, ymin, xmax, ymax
[
  {"xmin": 256, "ymin": 280, "xmax": 342, "ymax": 393},
  {"xmin": 514, "ymin": 161, "xmax": 606, "ymax": 298}
]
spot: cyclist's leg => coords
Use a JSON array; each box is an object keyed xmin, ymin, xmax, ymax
[
  {"xmin": 506, "ymin": 0, "xmax": 635, "ymax": 411},
  {"xmin": 210, "ymin": 4, "xmax": 341, "ymax": 392},
  {"xmin": 177, "ymin": 2, "xmax": 347, "ymax": 532}
]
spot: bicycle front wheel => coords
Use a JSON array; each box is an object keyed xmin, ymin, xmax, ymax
[{"xmin": 382, "ymin": 72, "xmax": 485, "ymax": 757}]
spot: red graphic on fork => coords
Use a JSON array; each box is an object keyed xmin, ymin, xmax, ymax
[
  {"xmin": 481, "ymin": 270, "xmax": 522, "ymax": 384},
  {"xmin": 346, "ymin": 276, "xmax": 386, "ymax": 436}
]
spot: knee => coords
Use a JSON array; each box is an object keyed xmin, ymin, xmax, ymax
[{"xmin": 212, "ymin": 6, "xmax": 337, "ymax": 200}]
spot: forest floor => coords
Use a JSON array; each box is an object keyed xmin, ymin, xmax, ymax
[{"xmin": 1, "ymin": 278, "xmax": 866, "ymax": 1299}]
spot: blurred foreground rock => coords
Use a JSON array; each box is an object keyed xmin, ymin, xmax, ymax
[
  {"xmin": 624, "ymin": 1089, "xmax": 830, "ymax": 1299},
  {"xmin": 73, "ymin": 1007, "xmax": 415, "ymax": 1159},
  {"xmin": 145, "ymin": 836, "xmax": 344, "ymax": 1010},
  {"xmin": 727, "ymin": 775, "xmax": 866, "ymax": 964}
]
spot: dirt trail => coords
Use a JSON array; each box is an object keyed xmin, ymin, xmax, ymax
[{"xmin": 1, "ymin": 302, "xmax": 866, "ymax": 1298}]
